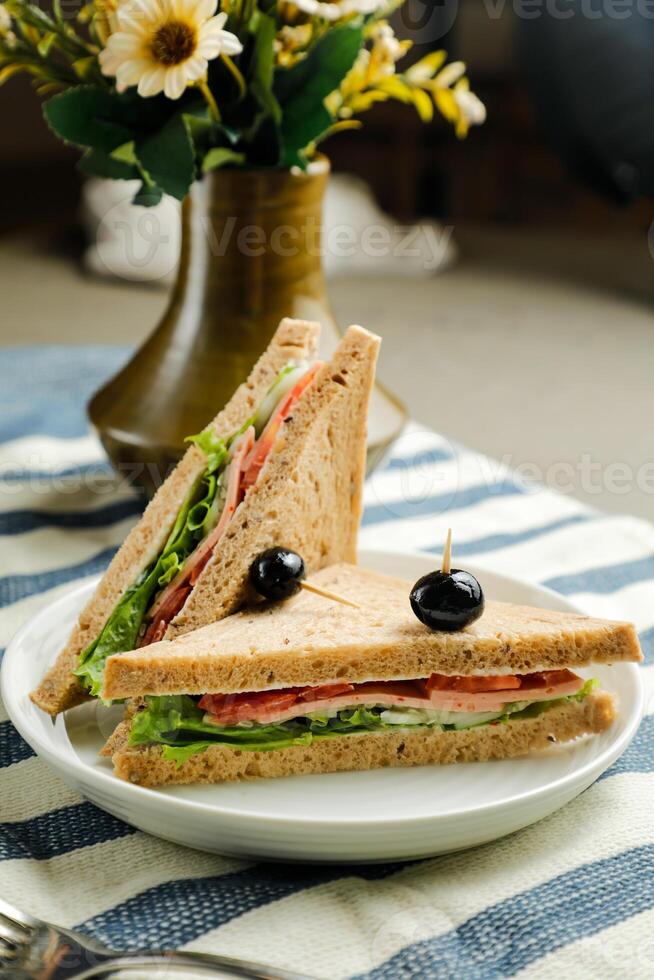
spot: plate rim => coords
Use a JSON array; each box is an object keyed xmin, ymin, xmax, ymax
[{"xmin": 1, "ymin": 547, "xmax": 645, "ymax": 829}]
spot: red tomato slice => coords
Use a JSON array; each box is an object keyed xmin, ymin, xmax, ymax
[
  {"xmin": 515, "ymin": 669, "xmax": 578, "ymax": 690},
  {"xmin": 426, "ymin": 673, "xmax": 522, "ymax": 693}
]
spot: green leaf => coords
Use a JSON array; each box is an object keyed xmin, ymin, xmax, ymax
[
  {"xmin": 43, "ymin": 85, "xmax": 133, "ymax": 153},
  {"xmin": 183, "ymin": 113, "xmax": 239, "ymax": 166},
  {"xmin": 79, "ymin": 148, "xmax": 139, "ymax": 181},
  {"xmin": 135, "ymin": 114, "xmax": 195, "ymax": 201},
  {"xmin": 74, "ymin": 579, "xmax": 159, "ymax": 696},
  {"xmin": 202, "ymin": 147, "xmax": 246, "ymax": 173},
  {"xmin": 186, "ymin": 427, "xmax": 229, "ymax": 474},
  {"xmin": 157, "ymin": 551, "xmax": 182, "ymax": 588},
  {"xmin": 112, "ymin": 141, "xmax": 138, "ymax": 165},
  {"xmin": 183, "ymin": 111, "xmax": 213, "ymax": 145},
  {"xmin": 73, "ymin": 474, "xmax": 222, "ymax": 696},
  {"xmin": 273, "ymin": 21, "xmax": 364, "ymax": 167}
]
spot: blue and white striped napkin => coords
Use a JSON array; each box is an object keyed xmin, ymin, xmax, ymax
[{"xmin": 1, "ymin": 346, "xmax": 652, "ymax": 979}]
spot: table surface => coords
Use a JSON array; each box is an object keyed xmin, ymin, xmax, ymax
[
  {"xmin": 2, "ymin": 224, "xmax": 653, "ymax": 519},
  {"xmin": 1, "ymin": 342, "xmax": 653, "ymax": 978}
]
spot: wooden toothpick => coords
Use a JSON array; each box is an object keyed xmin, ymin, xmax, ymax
[
  {"xmin": 441, "ymin": 527, "xmax": 452, "ymax": 575},
  {"xmin": 300, "ymin": 580, "xmax": 361, "ymax": 609}
]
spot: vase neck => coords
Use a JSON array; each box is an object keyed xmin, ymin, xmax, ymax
[{"xmin": 177, "ymin": 163, "xmax": 329, "ymax": 298}]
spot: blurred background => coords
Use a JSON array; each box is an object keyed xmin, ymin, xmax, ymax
[{"xmin": 2, "ymin": 0, "xmax": 653, "ymax": 515}]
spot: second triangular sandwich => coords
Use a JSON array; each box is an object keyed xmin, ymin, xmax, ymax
[
  {"xmin": 100, "ymin": 563, "xmax": 642, "ymax": 786},
  {"xmin": 31, "ymin": 321, "xmax": 380, "ymax": 715}
]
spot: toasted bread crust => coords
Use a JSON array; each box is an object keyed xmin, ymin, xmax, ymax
[
  {"xmin": 102, "ymin": 564, "xmax": 643, "ymax": 700},
  {"xmin": 30, "ymin": 318, "xmax": 321, "ymax": 716},
  {"xmin": 108, "ymin": 691, "xmax": 616, "ymax": 786}
]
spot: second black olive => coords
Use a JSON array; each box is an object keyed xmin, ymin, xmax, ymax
[{"xmin": 410, "ymin": 569, "xmax": 484, "ymax": 631}]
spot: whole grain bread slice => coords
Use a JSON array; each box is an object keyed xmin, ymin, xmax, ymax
[
  {"xmin": 162, "ymin": 324, "xmax": 380, "ymax": 638},
  {"xmin": 106, "ymin": 691, "xmax": 616, "ymax": 786},
  {"xmin": 102, "ymin": 563, "xmax": 642, "ymax": 700},
  {"xmin": 30, "ymin": 317, "xmax": 321, "ymax": 716}
]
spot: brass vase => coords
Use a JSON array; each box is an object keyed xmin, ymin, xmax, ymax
[{"xmin": 89, "ymin": 157, "xmax": 405, "ymax": 496}]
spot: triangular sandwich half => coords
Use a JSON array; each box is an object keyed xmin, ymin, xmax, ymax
[
  {"xmin": 100, "ymin": 563, "xmax": 642, "ymax": 786},
  {"xmin": 31, "ymin": 321, "xmax": 380, "ymax": 715}
]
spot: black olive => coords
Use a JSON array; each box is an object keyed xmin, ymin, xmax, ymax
[
  {"xmin": 249, "ymin": 547, "xmax": 306, "ymax": 601},
  {"xmin": 410, "ymin": 568, "xmax": 484, "ymax": 631}
]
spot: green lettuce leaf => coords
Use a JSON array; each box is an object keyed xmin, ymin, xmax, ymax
[
  {"xmin": 161, "ymin": 731, "xmax": 314, "ymax": 766},
  {"xmin": 157, "ymin": 551, "xmax": 182, "ymax": 588},
  {"xmin": 75, "ymin": 474, "xmax": 221, "ymax": 696},
  {"xmin": 499, "ymin": 677, "xmax": 598, "ymax": 722},
  {"xmin": 185, "ymin": 429, "xmax": 229, "ymax": 474}
]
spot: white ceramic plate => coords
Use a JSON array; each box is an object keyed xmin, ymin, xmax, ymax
[{"xmin": 2, "ymin": 549, "xmax": 643, "ymax": 863}]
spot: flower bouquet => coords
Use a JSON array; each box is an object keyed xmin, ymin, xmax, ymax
[
  {"xmin": 0, "ymin": 0, "xmax": 485, "ymax": 492},
  {"xmin": 0, "ymin": 0, "xmax": 485, "ymax": 206}
]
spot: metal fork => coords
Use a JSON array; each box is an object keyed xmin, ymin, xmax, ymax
[{"xmin": 0, "ymin": 897, "xmax": 316, "ymax": 979}]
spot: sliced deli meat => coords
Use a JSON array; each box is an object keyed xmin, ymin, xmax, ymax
[
  {"xmin": 199, "ymin": 670, "xmax": 586, "ymax": 727},
  {"xmin": 425, "ymin": 669, "xmax": 584, "ymax": 713},
  {"xmin": 241, "ymin": 363, "xmax": 322, "ymax": 489}
]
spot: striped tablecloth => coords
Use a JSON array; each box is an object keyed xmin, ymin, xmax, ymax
[{"xmin": 1, "ymin": 346, "xmax": 652, "ymax": 979}]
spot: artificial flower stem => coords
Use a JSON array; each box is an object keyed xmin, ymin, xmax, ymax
[
  {"xmin": 198, "ymin": 78, "xmax": 221, "ymax": 122},
  {"xmin": 220, "ymin": 52, "xmax": 246, "ymax": 98}
]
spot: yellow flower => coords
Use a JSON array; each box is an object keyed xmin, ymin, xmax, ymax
[
  {"xmin": 367, "ymin": 20, "xmax": 410, "ymax": 77},
  {"xmin": 92, "ymin": 0, "xmax": 120, "ymax": 47},
  {"xmin": 329, "ymin": 20, "xmax": 410, "ymax": 118},
  {"xmin": 99, "ymin": 0, "xmax": 243, "ymax": 100},
  {"xmin": 0, "ymin": 4, "xmax": 11, "ymax": 34},
  {"xmin": 452, "ymin": 77, "xmax": 486, "ymax": 138},
  {"xmin": 274, "ymin": 22, "xmax": 313, "ymax": 67},
  {"xmin": 0, "ymin": 3, "xmax": 16, "ymax": 49},
  {"xmin": 405, "ymin": 50, "xmax": 486, "ymax": 136}
]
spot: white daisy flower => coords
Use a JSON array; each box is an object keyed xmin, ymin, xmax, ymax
[{"xmin": 99, "ymin": 0, "xmax": 243, "ymax": 101}]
